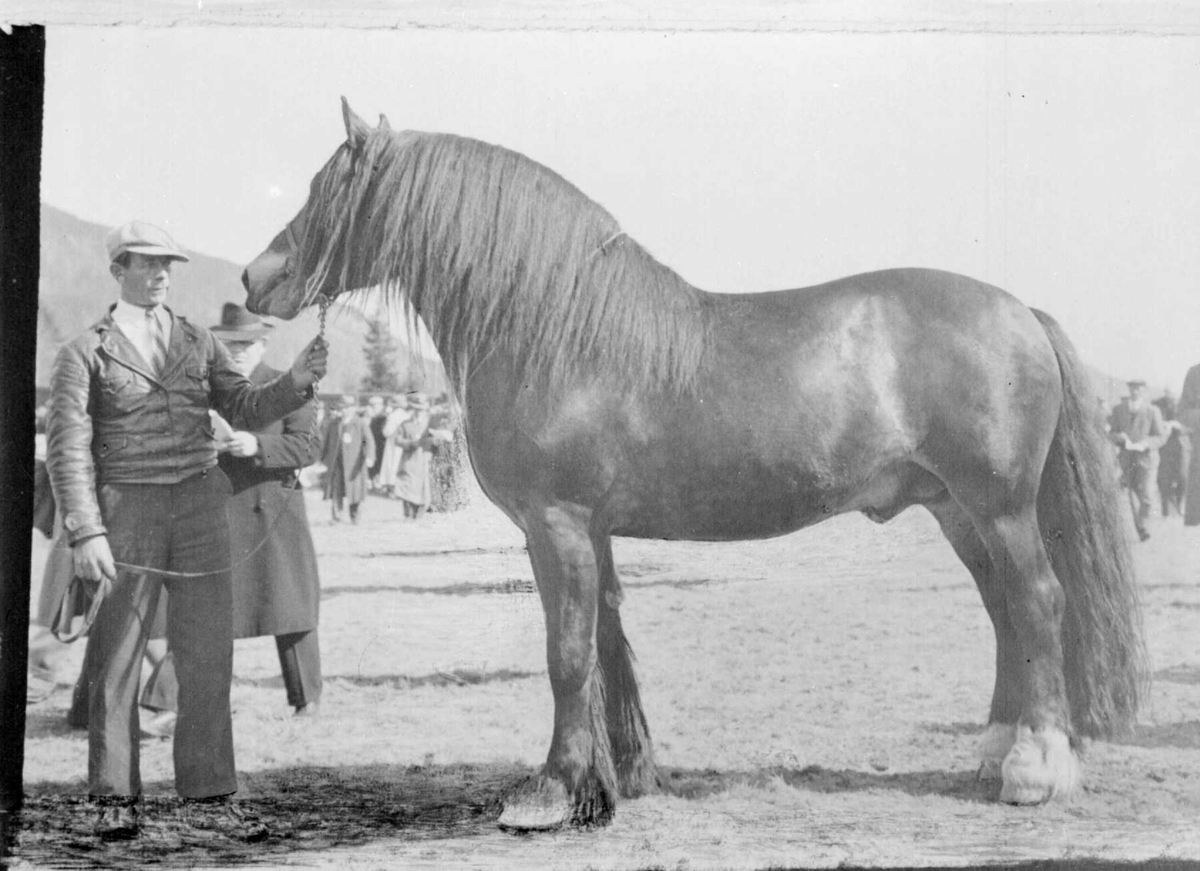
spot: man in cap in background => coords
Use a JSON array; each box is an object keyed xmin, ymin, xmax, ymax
[
  {"xmin": 46, "ymin": 221, "xmax": 328, "ymax": 841},
  {"xmin": 319, "ymin": 394, "xmax": 373, "ymax": 523},
  {"xmin": 1108, "ymin": 378, "xmax": 1166, "ymax": 541},
  {"xmin": 140, "ymin": 303, "xmax": 324, "ymax": 722}
]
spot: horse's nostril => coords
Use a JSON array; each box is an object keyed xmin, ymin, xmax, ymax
[{"xmin": 241, "ymin": 269, "xmax": 250, "ymax": 291}]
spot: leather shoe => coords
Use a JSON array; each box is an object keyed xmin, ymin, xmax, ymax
[
  {"xmin": 293, "ymin": 701, "xmax": 320, "ymax": 718},
  {"xmin": 179, "ymin": 796, "xmax": 268, "ymax": 842},
  {"xmin": 93, "ymin": 803, "xmax": 139, "ymax": 840}
]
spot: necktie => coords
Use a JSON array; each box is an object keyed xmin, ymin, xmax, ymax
[{"xmin": 146, "ymin": 308, "xmax": 168, "ymax": 374}]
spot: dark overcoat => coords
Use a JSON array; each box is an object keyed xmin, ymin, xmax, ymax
[
  {"xmin": 1179, "ymin": 364, "xmax": 1200, "ymax": 525},
  {"xmin": 219, "ymin": 363, "xmax": 321, "ymax": 637},
  {"xmin": 319, "ymin": 407, "xmax": 372, "ymax": 505}
]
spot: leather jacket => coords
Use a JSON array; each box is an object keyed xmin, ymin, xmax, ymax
[{"xmin": 46, "ymin": 305, "xmax": 311, "ymax": 545}]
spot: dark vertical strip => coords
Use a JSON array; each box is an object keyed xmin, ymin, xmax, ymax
[{"xmin": 0, "ymin": 25, "xmax": 45, "ymax": 822}]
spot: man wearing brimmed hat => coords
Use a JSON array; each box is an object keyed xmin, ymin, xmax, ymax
[
  {"xmin": 140, "ymin": 303, "xmax": 325, "ymax": 728},
  {"xmin": 45, "ymin": 221, "xmax": 328, "ymax": 841},
  {"xmin": 1108, "ymin": 378, "xmax": 1166, "ymax": 542}
]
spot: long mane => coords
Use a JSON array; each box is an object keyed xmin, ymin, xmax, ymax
[{"xmin": 303, "ymin": 128, "xmax": 709, "ymax": 398}]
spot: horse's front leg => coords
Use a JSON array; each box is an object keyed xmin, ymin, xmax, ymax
[{"xmin": 498, "ymin": 502, "xmax": 616, "ymax": 831}]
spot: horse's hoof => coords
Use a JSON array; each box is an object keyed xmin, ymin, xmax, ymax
[
  {"xmin": 998, "ymin": 725, "xmax": 1081, "ymax": 804},
  {"xmin": 497, "ymin": 778, "xmax": 572, "ymax": 833}
]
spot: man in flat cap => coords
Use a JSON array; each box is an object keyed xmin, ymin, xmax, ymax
[
  {"xmin": 1108, "ymin": 378, "xmax": 1166, "ymax": 541},
  {"xmin": 45, "ymin": 221, "xmax": 328, "ymax": 841}
]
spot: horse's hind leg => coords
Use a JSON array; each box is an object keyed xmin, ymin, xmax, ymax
[
  {"xmin": 595, "ymin": 535, "xmax": 662, "ymax": 797},
  {"xmin": 497, "ymin": 503, "xmax": 616, "ymax": 831},
  {"xmin": 926, "ymin": 495, "xmax": 1022, "ymax": 778},
  {"xmin": 967, "ymin": 505, "xmax": 1081, "ymax": 804}
]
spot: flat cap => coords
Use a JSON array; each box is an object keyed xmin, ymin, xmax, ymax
[{"xmin": 105, "ymin": 220, "xmax": 190, "ymax": 263}]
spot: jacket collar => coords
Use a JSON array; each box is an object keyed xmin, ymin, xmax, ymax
[{"xmin": 93, "ymin": 304, "xmax": 201, "ymax": 384}]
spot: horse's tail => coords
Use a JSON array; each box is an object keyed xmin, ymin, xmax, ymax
[{"xmin": 1032, "ymin": 308, "xmax": 1150, "ymax": 739}]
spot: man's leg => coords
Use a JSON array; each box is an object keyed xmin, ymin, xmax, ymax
[
  {"xmin": 85, "ymin": 569, "xmax": 162, "ymax": 797},
  {"xmin": 87, "ymin": 481, "xmax": 171, "ymax": 801},
  {"xmin": 165, "ymin": 469, "xmax": 237, "ymax": 799},
  {"xmin": 276, "ymin": 629, "xmax": 322, "ymax": 714}
]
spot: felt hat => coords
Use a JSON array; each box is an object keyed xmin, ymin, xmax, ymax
[
  {"xmin": 406, "ymin": 392, "xmax": 430, "ymax": 411},
  {"xmin": 1127, "ymin": 379, "xmax": 1147, "ymax": 389},
  {"xmin": 105, "ymin": 220, "xmax": 190, "ymax": 263},
  {"xmin": 341, "ymin": 394, "xmax": 359, "ymax": 408},
  {"xmin": 210, "ymin": 303, "xmax": 274, "ymax": 341}
]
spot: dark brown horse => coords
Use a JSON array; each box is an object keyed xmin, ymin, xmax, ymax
[{"xmin": 244, "ymin": 100, "xmax": 1148, "ymax": 831}]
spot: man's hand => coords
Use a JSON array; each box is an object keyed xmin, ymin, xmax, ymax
[
  {"xmin": 73, "ymin": 535, "xmax": 117, "ymax": 583},
  {"xmin": 225, "ymin": 431, "xmax": 260, "ymax": 458},
  {"xmin": 290, "ymin": 336, "xmax": 329, "ymax": 389}
]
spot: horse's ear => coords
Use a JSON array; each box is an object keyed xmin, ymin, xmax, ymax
[
  {"xmin": 341, "ymin": 97, "xmax": 371, "ymax": 148},
  {"xmin": 379, "ymin": 113, "xmax": 391, "ymax": 131}
]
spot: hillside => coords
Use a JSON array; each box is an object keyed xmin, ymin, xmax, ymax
[{"xmin": 36, "ymin": 205, "xmax": 446, "ymax": 396}]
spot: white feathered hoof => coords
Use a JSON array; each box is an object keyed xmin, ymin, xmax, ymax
[
  {"xmin": 998, "ymin": 725, "xmax": 1082, "ymax": 804},
  {"xmin": 977, "ymin": 722, "xmax": 1017, "ymax": 781},
  {"xmin": 497, "ymin": 776, "xmax": 573, "ymax": 832}
]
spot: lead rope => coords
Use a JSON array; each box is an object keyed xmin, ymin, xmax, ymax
[{"xmin": 54, "ymin": 296, "xmax": 334, "ymax": 642}]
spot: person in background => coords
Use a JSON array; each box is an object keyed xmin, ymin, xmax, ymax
[
  {"xmin": 392, "ymin": 392, "xmax": 448, "ymax": 520},
  {"xmin": 46, "ymin": 220, "xmax": 326, "ymax": 841},
  {"xmin": 1108, "ymin": 379, "xmax": 1166, "ymax": 541},
  {"xmin": 319, "ymin": 394, "xmax": 372, "ymax": 523},
  {"xmin": 1177, "ymin": 362, "xmax": 1200, "ymax": 525},
  {"xmin": 1153, "ymin": 393, "xmax": 1190, "ymax": 518},
  {"xmin": 365, "ymin": 395, "xmax": 387, "ymax": 492},
  {"xmin": 140, "ymin": 304, "xmax": 324, "ymax": 720}
]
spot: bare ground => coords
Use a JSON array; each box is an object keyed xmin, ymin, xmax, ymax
[{"xmin": 10, "ymin": 489, "xmax": 1200, "ymax": 869}]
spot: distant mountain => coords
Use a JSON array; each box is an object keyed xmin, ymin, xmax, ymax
[{"xmin": 36, "ymin": 204, "xmax": 446, "ymax": 396}]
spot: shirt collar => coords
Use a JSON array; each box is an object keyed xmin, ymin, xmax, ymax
[{"xmin": 112, "ymin": 299, "xmax": 169, "ymax": 330}]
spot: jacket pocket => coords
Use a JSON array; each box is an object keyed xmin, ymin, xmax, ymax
[{"xmin": 186, "ymin": 365, "xmax": 211, "ymax": 393}]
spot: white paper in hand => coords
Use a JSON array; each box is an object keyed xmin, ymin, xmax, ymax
[{"xmin": 209, "ymin": 410, "xmax": 236, "ymax": 442}]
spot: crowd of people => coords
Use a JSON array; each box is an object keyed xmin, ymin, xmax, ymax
[{"xmin": 312, "ymin": 389, "xmax": 456, "ymax": 524}]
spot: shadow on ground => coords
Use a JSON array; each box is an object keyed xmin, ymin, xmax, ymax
[{"xmin": 6, "ymin": 756, "xmax": 1013, "ymax": 869}]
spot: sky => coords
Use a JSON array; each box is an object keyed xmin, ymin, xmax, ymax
[{"xmin": 40, "ymin": 25, "xmax": 1200, "ymax": 390}]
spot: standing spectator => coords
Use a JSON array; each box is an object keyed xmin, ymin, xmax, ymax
[
  {"xmin": 392, "ymin": 392, "xmax": 447, "ymax": 520},
  {"xmin": 365, "ymin": 395, "xmax": 387, "ymax": 491},
  {"xmin": 45, "ymin": 220, "xmax": 325, "ymax": 840},
  {"xmin": 320, "ymin": 394, "xmax": 372, "ymax": 523},
  {"xmin": 140, "ymin": 304, "xmax": 325, "ymax": 719},
  {"xmin": 1178, "ymin": 363, "xmax": 1200, "ymax": 525},
  {"xmin": 1108, "ymin": 379, "xmax": 1166, "ymax": 541},
  {"xmin": 1153, "ymin": 393, "xmax": 1190, "ymax": 518},
  {"xmin": 378, "ymin": 394, "xmax": 408, "ymax": 496}
]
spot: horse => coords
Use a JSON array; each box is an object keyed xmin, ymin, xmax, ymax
[{"xmin": 244, "ymin": 99, "xmax": 1148, "ymax": 831}]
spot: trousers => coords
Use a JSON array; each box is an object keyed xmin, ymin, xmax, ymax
[
  {"xmin": 141, "ymin": 628, "xmax": 322, "ymax": 711},
  {"xmin": 83, "ymin": 468, "xmax": 237, "ymax": 799}
]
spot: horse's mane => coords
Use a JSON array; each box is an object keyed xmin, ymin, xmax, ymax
[{"xmin": 305, "ymin": 128, "xmax": 708, "ymax": 398}]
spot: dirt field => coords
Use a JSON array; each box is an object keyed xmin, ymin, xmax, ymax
[{"xmin": 11, "ymin": 487, "xmax": 1200, "ymax": 869}]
